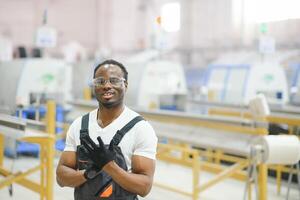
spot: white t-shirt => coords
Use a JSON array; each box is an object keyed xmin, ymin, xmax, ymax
[{"xmin": 64, "ymin": 106, "xmax": 157, "ymax": 171}]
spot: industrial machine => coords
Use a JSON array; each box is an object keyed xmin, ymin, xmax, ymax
[
  {"xmin": 124, "ymin": 50, "xmax": 188, "ymax": 110},
  {"xmin": 202, "ymin": 52, "xmax": 289, "ymax": 105},
  {"xmin": 0, "ymin": 58, "xmax": 73, "ymax": 113},
  {"xmin": 287, "ymin": 63, "xmax": 300, "ymax": 105},
  {"xmin": 72, "ymin": 60, "xmax": 95, "ymax": 100},
  {"xmin": 184, "ymin": 68, "xmax": 207, "ymax": 101}
]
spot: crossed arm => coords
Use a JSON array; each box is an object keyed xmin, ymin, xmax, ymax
[
  {"xmin": 103, "ymin": 155, "xmax": 155, "ymax": 197},
  {"xmin": 56, "ymin": 151, "xmax": 155, "ymax": 197}
]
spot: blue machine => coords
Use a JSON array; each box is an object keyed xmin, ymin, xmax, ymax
[
  {"xmin": 289, "ymin": 63, "xmax": 300, "ymax": 105},
  {"xmin": 202, "ymin": 61, "xmax": 289, "ymax": 105},
  {"xmin": 204, "ymin": 64, "xmax": 250, "ymax": 103},
  {"xmin": 185, "ymin": 68, "xmax": 207, "ymax": 90},
  {"xmin": 184, "ymin": 65, "xmax": 250, "ymax": 104},
  {"xmin": 5, "ymin": 105, "xmax": 66, "ymax": 157}
]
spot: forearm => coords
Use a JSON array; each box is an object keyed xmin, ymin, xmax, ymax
[
  {"xmin": 56, "ymin": 165, "xmax": 86, "ymax": 187},
  {"xmin": 103, "ymin": 162, "xmax": 152, "ymax": 197}
]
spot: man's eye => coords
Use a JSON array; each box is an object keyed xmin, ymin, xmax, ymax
[
  {"xmin": 110, "ymin": 78, "xmax": 120, "ymax": 84},
  {"xmin": 96, "ymin": 79, "xmax": 105, "ymax": 84}
]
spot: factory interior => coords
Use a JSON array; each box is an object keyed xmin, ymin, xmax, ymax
[{"xmin": 1, "ymin": 0, "xmax": 300, "ymax": 199}]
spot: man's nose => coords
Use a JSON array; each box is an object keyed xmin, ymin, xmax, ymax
[{"xmin": 103, "ymin": 80, "xmax": 113, "ymax": 87}]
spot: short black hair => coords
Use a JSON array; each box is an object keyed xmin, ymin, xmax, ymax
[{"xmin": 93, "ymin": 59, "xmax": 128, "ymax": 81}]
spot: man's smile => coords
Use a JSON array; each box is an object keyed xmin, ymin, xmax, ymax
[{"xmin": 102, "ymin": 91, "xmax": 115, "ymax": 99}]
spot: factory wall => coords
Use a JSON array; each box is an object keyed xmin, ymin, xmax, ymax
[
  {"xmin": 0, "ymin": 0, "xmax": 300, "ymax": 65},
  {"xmin": 0, "ymin": 0, "xmax": 144, "ymax": 56}
]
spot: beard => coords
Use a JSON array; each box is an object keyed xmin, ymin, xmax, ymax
[
  {"xmin": 101, "ymin": 100, "xmax": 121, "ymax": 108},
  {"xmin": 97, "ymin": 93, "xmax": 124, "ymax": 109}
]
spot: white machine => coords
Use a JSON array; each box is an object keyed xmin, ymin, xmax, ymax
[
  {"xmin": 0, "ymin": 58, "xmax": 73, "ymax": 113},
  {"xmin": 72, "ymin": 60, "xmax": 95, "ymax": 99},
  {"xmin": 204, "ymin": 52, "xmax": 289, "ymax": 105},
  {"xmin": 124, "ymin": 50, "xmax": 188, "ymax": 110},
  {"xmin": 288, "ymin": 64, "xmax": 300, "ymax": 105}
]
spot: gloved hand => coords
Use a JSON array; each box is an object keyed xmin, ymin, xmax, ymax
[
  {"xmin": 83, "ymin": 163, "xmax": 101, "ymax": 180},
  {"xmin": 77, "ymin": 144, "xmax": 102, "ymax": 180},
  {"xmin": 81, "ymin": 134, "xmax": 116, "ymax": 171}
]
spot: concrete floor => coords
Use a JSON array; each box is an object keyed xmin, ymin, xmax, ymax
[{"xmin": 0, "ymin": 156, "xmax": 299, "ymax": 200}]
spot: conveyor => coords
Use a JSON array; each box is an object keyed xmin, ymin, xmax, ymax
[
  {"xmin": 0, "ymin": 114, "xmax": 26, "ymax": 139},
  {"xmin": 152, "ymin": 121, "xmax": 256, "ymax": 156},
  {"xmin": 188, "ymin": 100, "xmax": 300, "ymax": 128},
  {"xmin": 67, "ymin": 99, "xmax": 272, "ymax": 200},
  {"xmin": 67, "ymin": 99, "xmax": 268, "ymax": 157},
  {"xmin": 188, "ymin": 99, "xmax": 300, "ymax": 115}
]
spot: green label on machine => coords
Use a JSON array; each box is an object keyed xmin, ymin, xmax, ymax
[{"xmin": 41, "ymin": 73, "xmax": 55, "ymax": 85}]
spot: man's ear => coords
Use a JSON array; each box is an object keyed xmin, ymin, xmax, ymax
[
  {"xmin": 91, "ymin": 86, "xmax": 96, "ymax": 96},
  {"xmin": 124, "ymin": 81, "xmax": 128, "ymax": 91}
]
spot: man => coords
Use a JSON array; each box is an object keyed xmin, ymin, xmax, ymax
[{"xmin": 56, "ymin": 59, "xmax": 158, "ymax": 199}]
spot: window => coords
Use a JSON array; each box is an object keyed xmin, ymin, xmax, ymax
[
  {"xmin": 233, "ymin": 0, "xmax": 300, "ymax": 23},
  {"xmin": 160, "ymin": 2, "xmax": 181, "ymax": 32}
]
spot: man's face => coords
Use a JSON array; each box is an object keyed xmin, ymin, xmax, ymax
[{"xmin": 93, "ymin": 64, "xmax": 127, "ymax": 108}]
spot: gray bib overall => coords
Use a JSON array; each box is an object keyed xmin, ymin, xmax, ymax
[{"xmin": 75, "ymin": 113, "xmax": 144, "ymax": 200}]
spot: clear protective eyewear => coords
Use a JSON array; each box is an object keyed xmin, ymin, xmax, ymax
[{"xmin": 92, "ymin": 77, "xmax": 126, "ymax": 87}]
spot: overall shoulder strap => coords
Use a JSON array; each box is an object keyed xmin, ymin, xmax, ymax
[
  {"xmin": 111, "ymin": 116, "xmax": 144, "ymax": 146},
  {"xmin": 79, "ymin": 113, "xmax": 90, "ymax": 144}
]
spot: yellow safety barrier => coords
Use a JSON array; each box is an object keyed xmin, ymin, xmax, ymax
[
  {"xmin": 0, "ymin": 135, "xmax": 3, "ymax": 168},
  {"xmin": 143, "ymin": 112, "xmax": 268, "ymax": 136},
  {"xmin": 208, "ymin": 107, "xmax": 300, "ymax": 195},
  {"xmin": 0, "ymin": 101, "xmax": 56, "ymax": 200},
  {"xmin": 148, "ymin": 118, "xmax": 267, "ymax": 200},
  {"xmin": 83, "ymin": 87, "xmax": 92, "ymax": 100},
  {"xmin": 155, "ymin": 143, "xmax": 200, "ymax": 200},
  {"xmin": 156, "ymin": 143, "xmax": 252, "ymax": 200},
  {"xmin": 208, "ymin": 108, "xmax": 300, "ymax": 127}
]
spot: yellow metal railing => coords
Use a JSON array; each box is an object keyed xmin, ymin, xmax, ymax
[
  {"xmin": 143, "ymin": 113, "xmax": 268, "ymax": 199},
  {"xmin": 0, "ymin": 100, "xmax": 56, "ymax": 200},
  {"xmin": 154, "ymin": 143, "xmax": 267, "ymax": 200},
  {"xmin": 208, "ymin": 107, "xmax": 300, "ymax": 195},
  {"xmin": 156, "ymin": 143, "xmax": 253, "ymax": 200},
  {"xmin": 83, "ymin": 87, "xmax": 92, "ymax": 100},
  {"xmin": 155, "ymin": 143, "xmax": 200, "ymax": 200}
]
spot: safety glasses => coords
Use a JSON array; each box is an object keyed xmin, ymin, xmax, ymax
[{"xmin": 92, "ymin": 77, "xmax": 125, "ymax": 87}]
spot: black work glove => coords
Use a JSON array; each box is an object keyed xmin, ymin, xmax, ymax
[
  {"xmin": 81, "ymin": 135, "xmax": 116, "ymax": 171},
  {"xmin": 83, "ymin": 164, "xmax": 102, "ymax": 180},
  {"xmin": 77, "ymin": 144, "xmax": 102, "ymax": 180}
]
